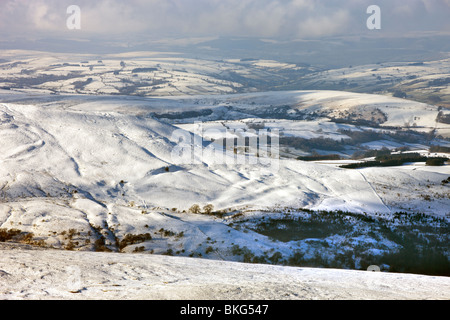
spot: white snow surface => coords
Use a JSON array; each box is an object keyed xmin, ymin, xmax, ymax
[
  {"xmin": 0, "ymin": 90, "xmax": 448, "ymax": 218},
  {"xmin": 0, "ymin": 244, "xmax": 449, "ymax": 300},
  {"xmin": 0, "ymin": 90, "xmax": 449, "ymax": 300}
]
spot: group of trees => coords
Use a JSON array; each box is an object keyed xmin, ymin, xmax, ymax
[
  {"xmin": 426, "ymin": 157, "xmax": 448, "ymax": 166},
  {"xmin": 280, "ymin": 136, "xmax": 346, "ymax": 152},
  {"xmin": 393, "ymin": 90, "xmax": 407, "ymax": 98},
  {"xmin": 429, "ymin": 145, "xmax": 450, "ymax": 153},
  {"xmin": 340, "ymin": 128, "xmax": 434, "ymax": 146},
  {"xmin": 297, "ymin": 154, "xmax": 341, "ymax": 161},
  {"xmin": 351, "ymin": 147, "xmax": 392, "ymax": 160},
  {"xmin": 287, "ymin": 128, "xmax": 436, "ymax": 157},
  {"xmin": 189, "ymin": 204, "xmax": 214, "ymax": 215},
  {"xmin": 73, "ymin": 77, "xmax": 93, "ymax": 90},
  {"xmin": 429, "ymin": 77, "xmax": 450, "ymax": 86},
  {"xmin": 131, "ymin": 67, "xmax": 158, "ymax": 73},
  {"xmin": 341, "ymin": 152, "xmax": 448, "ymax": 169},
  {"xmin": 436, "ymin": 111, "xmax": 450, "ymax": 124}
]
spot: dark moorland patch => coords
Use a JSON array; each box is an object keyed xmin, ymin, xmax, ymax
[
  {"xmin": 236, "ymin": 210, "xmax": 450, "ymax": 276},
  {"xmin": 340, "ymin": 152, "xmax": 448, "ymax": 169}
]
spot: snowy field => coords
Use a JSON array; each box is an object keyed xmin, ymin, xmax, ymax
[
  {"xmin": 0, "ymin": 50, "xmax": 307, "ymax": 97},
  {"xmin": 1, "ymin": 243, "xmax": 449, "ymax": 300},
  {"xmin": 299, "ymin": 58, "xmax": 450, "ymax": 107},
  {"xmin": 0, "ymin": 88, "xmax": 449, "ymax": 300},
  {"xmin": 2, "ymin": 49, "xmax": 449, "ymax": 108}
]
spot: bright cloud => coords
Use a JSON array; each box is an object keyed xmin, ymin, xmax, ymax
[{"xmin": 0, "ymin": 0, "xmax": 448, "ymax": 40}]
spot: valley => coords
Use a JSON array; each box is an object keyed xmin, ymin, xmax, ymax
[{"xmin": 0, "ymin": 50, "xmax": 449, "ymax": 300}]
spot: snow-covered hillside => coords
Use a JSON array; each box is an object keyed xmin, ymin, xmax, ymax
[
  {"xmin": 166, "ymin": 89, "xmax": 445, "ymax": 130},
  {"xmin": 0, "ymin": 89, "xmax": 449, "ymax": 299},
  {"xmin": 1, "ymin": 90, "xmax": 448, "ymax": 216},
  {"xmin": 0, "ymin": 50, "xmax": 316, "ymax": 97},
  {"xmin": 300, "ymin": 58, "xmax": 450, "ymax": 107},
  {"xmin": 2, "ymin": 50, "xmax": 449, "ymax": 108}
]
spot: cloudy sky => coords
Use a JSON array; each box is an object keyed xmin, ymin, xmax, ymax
[{"xmin": 1, "ymin": 0, "xmax": 449, "ymax": 41}]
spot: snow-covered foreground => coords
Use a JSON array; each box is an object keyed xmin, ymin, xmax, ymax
[{"xmin": 1, "ymin": 244, "xmax": 449, "ymax": 300}]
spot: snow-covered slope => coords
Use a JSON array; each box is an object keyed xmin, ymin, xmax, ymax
[
  {"xmin": 1, "ymin": 91, "xmax": 447, "ymax": 217},
  {"xmin": 155, "ymin": 89, "xmax": 443, "ymax": 129},
  {"xmin": 0, "ymin": 90, "xmax": 448, "ymax": 298},
  {"xmin": 0, "ymin": 89, "xmax": 448, "ymax": 231},
  {"xmin": 1, "ymin": 244, "xmax": 449, "ymax": 300},
  {"xmin": 299, "ymin": 58, "xmax": 450, "ymax": 107}
]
